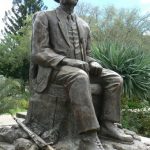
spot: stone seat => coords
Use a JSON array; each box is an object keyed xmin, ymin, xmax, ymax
[
  {"xmin": 47, "ymin": 83, "xmax": 102, "ymax": 98},
  {"xmin": 25, "ymin": 83, "xmax": 102, "ymax": 146}
]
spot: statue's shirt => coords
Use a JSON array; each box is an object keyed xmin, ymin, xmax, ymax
[{"xmin": 58, "ymin": 7, "xmax": 82, "ymax": 60}]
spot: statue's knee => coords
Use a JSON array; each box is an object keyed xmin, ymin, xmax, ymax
[
  {"xmin": 69, "ymin": 70, "xmax": 89, "ymax": 92},
  {"xmin": 76, "ymin": 70, "xmax": 89, "ymax": 81},
  {"xmin": 115, "ymin": 75, "xmax": 123, "ymax": 87}
]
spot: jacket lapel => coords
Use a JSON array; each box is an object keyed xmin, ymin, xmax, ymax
[
  {"xmin": 76, "ymin": 16, "xmax": 87, "ymax": 51},
  {"xmin": 76, "ymin": 16, "xmax": 84, "ymax": 43},
  {"xmin": 76, "ymin": 16, "xmax": 87, "ymax": 61},
  {"xmin": 56, "ymin": 8, "xmax": 71, "ymax": 47}
]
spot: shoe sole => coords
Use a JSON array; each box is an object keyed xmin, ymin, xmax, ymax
[{"xmin": 99, "ymin": 135, "xmax": 134, "ymax": 145}]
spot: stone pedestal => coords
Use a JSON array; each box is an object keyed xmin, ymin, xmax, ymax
[
  {"xmin": 0, "ymin": 83, "xmax": 150, "ymax": 149},
  {"xmin": 0, "ymin": 134, "xmax": 150, "ymax": 150},
  {"xmin": 25, "ymin": 83, "xmax": 102, "ymax": 145}
]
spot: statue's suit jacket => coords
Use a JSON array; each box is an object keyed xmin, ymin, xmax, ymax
[{"xmin": 30, "ymin": 7, "xmax": 96, "ymax": 93}]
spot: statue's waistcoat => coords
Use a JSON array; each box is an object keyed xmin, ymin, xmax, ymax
[{"xmin": 67, "ymin": 15, "xmax": 82, "ymax": 60}]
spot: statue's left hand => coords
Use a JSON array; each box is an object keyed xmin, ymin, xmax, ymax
[{"xmin": 89, "ymin": 62, "xmax": 103, "ymax": 76}]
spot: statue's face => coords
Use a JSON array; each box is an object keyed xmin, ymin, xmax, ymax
[{"xmin": 60, "ymin": 0, "xmax": 78, "ymax": 6}]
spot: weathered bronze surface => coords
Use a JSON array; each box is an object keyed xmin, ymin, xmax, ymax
[
  {"xmin": 0, "ymin": 0, "xmax": 136, "ymax": 149},
  {"xmin": 25, "ymin": 0, "xmax": 134, "ymax": 149}
]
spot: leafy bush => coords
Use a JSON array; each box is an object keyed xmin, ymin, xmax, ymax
[
  {"xmin": 0, "ymin": 75, "xmax": 29, "ymax": 114},
  {"xmin": 122, "ymin": 109, "xmax": 150, "ymax": 137},
  {"xmin": 121, "ymin": 97, "xmax": 149, "ymax": 109},
  {"xmin": 92, "ymin": 42, "xmax": 150, "ymax": 101},
  {"xmin": 0, "ymin": 16, "xmax": 32, "ymax": 82}
]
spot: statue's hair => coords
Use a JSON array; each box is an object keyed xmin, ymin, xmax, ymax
[{"xmin": 54, "ymin": 0, "xmax": 60, "ymax": 3}]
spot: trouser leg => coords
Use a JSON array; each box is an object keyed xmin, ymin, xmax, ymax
[
  {"xmin": 91, "ymin": 68, "xmax": 123, "ymax": 123},
  {"xmin": 52, "ymin": 66, "xmax": 100, "ymax": 133}
]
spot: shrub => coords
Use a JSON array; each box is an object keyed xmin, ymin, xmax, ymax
[
  {"xmin": 121, "ymin": 97, "xmax": 149, "ymax": 109},
  {"xmin": 0, "ymin": 75, "xmax": 29, "ymax": 114},
  {"xmin": 122, "ymin": 109, "xmax": 150, "ymax": 137},
  {"xmin": 92, "ymin": 42, "xmax": 150, "ymax": 101}
]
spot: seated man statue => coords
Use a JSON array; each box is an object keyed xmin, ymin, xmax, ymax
[{"xmin": 30, "ymin": 0, "xmax": 133, "ymax": 149}]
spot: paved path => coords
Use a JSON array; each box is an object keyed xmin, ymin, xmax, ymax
[
  {"xmin": 0, "ymin": 114, "xmax": 16, "ymax": 127},
  {"xmin": 0, "ymin": 113, "xmax": 26, "ymax": 127}
]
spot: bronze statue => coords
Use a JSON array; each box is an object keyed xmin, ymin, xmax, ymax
[{"xmin": 29, "ymin": 0, "xmax": 133, "ymax": 149}]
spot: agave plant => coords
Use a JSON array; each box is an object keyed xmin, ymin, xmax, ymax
[{"xmin": 92, "ymin": 42, "xmax": 150, "ymax": 101}]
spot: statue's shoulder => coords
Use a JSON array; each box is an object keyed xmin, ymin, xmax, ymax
[
  {"xmin": 32, "ymin": 9, "xmax": 56, "ymax": 21},
  {"xmin": 76, "ymin": 15, "xmax": 90, "ymax": 30}
]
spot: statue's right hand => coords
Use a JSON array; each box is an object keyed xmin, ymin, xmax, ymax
[
  {"xmin": 61, "ymin": 58, "xmax": 89, "ymax": 72},
  {"xmin": 73, "ymin": 60, "xmax": 89, "ymax": 73}
]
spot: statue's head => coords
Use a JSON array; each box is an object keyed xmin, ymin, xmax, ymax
[
  {"xmin": 54, "ymin": 0, "xmax": 59, "ymax": 2},
  {"xmin": 54, "ymin": 0, "xmax": 78, "ymax": 6}
]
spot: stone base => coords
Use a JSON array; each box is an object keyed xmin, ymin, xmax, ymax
[
  {"xmin": 0, "ymin": 138, "xmax": 38, "ymax": 150},
  {"xmin": 0, "ymin": 126, "xmax": 150, "ymax": 150},
  {"xmin": 0, "ymin": 138, "xmax": 149, "ymax": 150},
  {"xmin": 0, "ymin": 82, "xmax": 149, "ymax": 150},
  {"xmin": 101, "ymin": 139, "xmax": 148, "ymax": 150},
  {"xmin": 0, "ymin": 142, "xmax": 15, "ymax": 150}
]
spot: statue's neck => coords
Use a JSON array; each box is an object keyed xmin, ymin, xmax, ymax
[{"xmin": 60, "ymin": 4, "xmax": 75, "ymax": 15}]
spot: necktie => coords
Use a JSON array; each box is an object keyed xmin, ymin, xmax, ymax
[{"xmin": 67, "ymin": 15, "xmax": 73, "ymax": 25}]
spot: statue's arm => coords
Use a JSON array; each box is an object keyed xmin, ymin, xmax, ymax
[
  {"xmin": 31, "ymin": 12, "xmax": 65, "ymax": 69},
  {"xmin": 86, "ymin": 27, "xmax": 103, "ymax": 75}
]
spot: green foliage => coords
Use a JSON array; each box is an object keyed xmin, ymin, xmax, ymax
[
  {"xmin": 75, "ymin": 3, "xmax": 100, "ymax": 32},
  {"xmin": 2, "ymin": 0, "xmax": 47, "ymax": 35},
  {"xmin": 80, "ymin": 4, "xmax": 150, "ymax": 101},
  {"xmin": 0, "ymin": 2, "xmax": 149, "ymax": 103},
  {"xmin": 0, "ymin": 16, "xmax": 32, "ymax": 82},
  {"xmin": 92, "ymin": 43, "xmax": 150, "ymax": 101},
  {"xmin": 76, "ymin": 3, "xmax": 150, "ymax": 52},
  {"xmin": 0, "ymin": 75, "xmax": 29, "ymax": 114},
  {"xmin": 76, "ymin": 4, "xmax": 150, "ymax": 101},
  {"xmin": 93, "ymin": 7, "xmax": 150, "ymax": 45},
  {"xmin": 127, "ymin": 101, "xmax": 144, "ymax": 109},
  {"xmin": 122, "ymin": 110, "xmax": 150, "ymax": 137},
  {"xmin": 121, "ymin": 96, "xmax": 150, "ymax": 109}
]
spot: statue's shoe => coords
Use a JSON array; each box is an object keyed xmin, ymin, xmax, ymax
[
  {"xmin": 78, "ymin": 132, "xmax": 105, "ymax": 150},
  {"xmin": 99, "ymin": 123, "xmax": 134, "ymax": 144}
]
